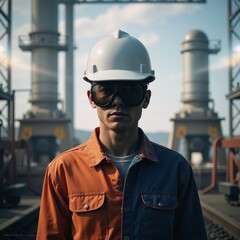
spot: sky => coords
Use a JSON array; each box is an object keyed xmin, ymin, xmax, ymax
[{"xmin": 11, "ymin": 0, "xmax": 229, "ymax": 136}]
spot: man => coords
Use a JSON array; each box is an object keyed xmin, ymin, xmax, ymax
[{"xmin": 37, "ymin": 30, "xmax": 207, "ymax": 239}]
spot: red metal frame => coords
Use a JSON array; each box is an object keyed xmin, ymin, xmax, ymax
[
  {"xmin": 0, "ymin": 91, "xmax": 40, "ymax": 196},
  {"xmin": 200, "ymin": 137, "xmax": 240, "ymax": 194}
]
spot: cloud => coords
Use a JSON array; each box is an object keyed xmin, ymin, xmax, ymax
[
  {"xmin": 209, "ymin": 51, "xmax": 240, "ymax": 71},
  {"xmin": 12, "ymin": 0, "xmax": 31, "ymax": 27},
  {"xmin": 13, "ymin": 0, "xmax": 31, "ymax": 16},
  {"xmin": 121, "ymin": 4, "xmax": 200, "ymax": 25},
  {"xmin": 74, "ymin": 6, "xmax": 125, "ymax": 39},
  {"xmin": 138, "ymin": 32, "xmax": 160, "ymax": 46},
  {"xmin": 11, "ymin": 23, "xmax": 32, "ymax": 79},
  {"xmin": 74, "ymin": 4, "xmax": 201, "ymax": 40}
]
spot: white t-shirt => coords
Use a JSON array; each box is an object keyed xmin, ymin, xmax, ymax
[{"xmin": 107, "ymin": 152, "xmax": 138, "ymax": 182}]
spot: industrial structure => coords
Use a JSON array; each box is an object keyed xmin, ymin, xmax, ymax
[
  {"xmin": 18, "ymin": 0, "xmax": 72, "ymax": 166},
  {"xmin": 0, "ymin": 0, "xmax": 239, "ymax": 205},
  {"xmin": 0, "ymin": 1, "xmax": 239, "ymax": 239},
  {"xmin": 168, "ymin": 30, "xmax": 225, "ymax": 164},
  {"xmin": 228, "ymin": 0, "xmax": 240, "ymax": 138}
]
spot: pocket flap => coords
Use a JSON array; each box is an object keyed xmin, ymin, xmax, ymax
[
  {"xmin": 69, "ymin": 192, "xmax": 105, "ymax": 212},
  {"xmin": 141, "ymin": 192, "xmax": 177, "ymax": 210}
]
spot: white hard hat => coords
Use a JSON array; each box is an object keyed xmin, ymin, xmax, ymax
[{"xmin": 83, "ymin": 30, "xmax": 155, "ymax": 83}]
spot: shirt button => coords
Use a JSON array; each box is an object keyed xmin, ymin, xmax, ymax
[
  {"xmin": 124, "ymin": 236, "xmax": 130, "ymax": 240},
  {"xmin": 84, "ymin": 204, "xmax": 90, "ymax": 210},
  {"xmin": 124, "ymin": 207, "xmax": 130, "ymax": 213},
  {"xmin": 116, "ymin": 184, "xmax": 122, "ymax": 191}
]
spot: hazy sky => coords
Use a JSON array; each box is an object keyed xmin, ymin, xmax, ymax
[{"xmin": 11, "ymin": 0, "xmax": 229, "ymax": 136}]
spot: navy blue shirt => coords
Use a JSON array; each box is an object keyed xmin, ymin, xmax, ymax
[{"xmin": 120, "ymin": 129, "xmax": 208, "ymax": 240}]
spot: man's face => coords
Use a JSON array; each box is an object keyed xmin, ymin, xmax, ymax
[{"xmin": 87, "ymin": 81, "xmax": 151, "ymax": 133}]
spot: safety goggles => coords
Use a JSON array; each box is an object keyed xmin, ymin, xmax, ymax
[{"xmin": 91, "ymin": 81, "xmax": 148, "ymax": 107}]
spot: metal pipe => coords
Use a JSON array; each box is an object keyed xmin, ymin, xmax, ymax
[
  {"xmin": 200, "ymin": 137, "xmax": 221, "ymax": 194},
  {"xmin": 65, "ymin": 0, "xmax": 74, "ymax": 141},
  {"xmin": 228, "ymin": 0, "xmax": 233, "ymax": 138},
  {"xmin": 30, "ymin": 0, "xmax": 60, "ymax": 113},
  {"xmin": 6, "ymin": 0, "xmax": 12, "ymax": 139}
]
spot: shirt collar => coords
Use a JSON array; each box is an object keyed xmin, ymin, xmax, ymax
[
  {"xmin": 137, "ymin": 128, "xmax": 158, "ymax": 162},
  {"xmin": 86, "ymin": 127, "xmax": 158, "ymax": 167},
  {"xmin": 86, "ymin": 127, "xmax": 106, "ymax": 167}
]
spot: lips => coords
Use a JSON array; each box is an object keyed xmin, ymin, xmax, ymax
[{"xmin": 109, "ymin": 110, "xmax": 128, "ymax": 117}]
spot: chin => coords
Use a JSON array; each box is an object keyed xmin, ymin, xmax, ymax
[
  {"xmin": 109, "ymin": 123, "xmax": 129, "ymax": 131},
  {"xmin": 110, "ymin": 122, "xmax": 136, "ymax": 133}
]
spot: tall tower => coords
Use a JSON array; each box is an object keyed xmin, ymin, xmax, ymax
[
  {"xmin": 168, "ymin": 30, "xmax": 225, "ymax": 164},
  {"xmin": 18, "ymin": 0, "xmax": 72, "ymax": 165}
]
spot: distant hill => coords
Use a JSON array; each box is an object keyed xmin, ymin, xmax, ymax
[
  {"xmin": 15, "ymin": 127, "xmax": 169, "ymax": 147},
  {"xmin": 75, "ymin": 129, "xmax": 169, "ymax": 147},
  {"xmin": 145, "ymin": 132, "xmax": 169, "ymax": 146}
]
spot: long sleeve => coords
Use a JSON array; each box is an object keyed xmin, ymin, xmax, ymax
[
  {"xmin": 36, "ymin": 166, "xmax": 72, "ymax": 240},
  {"xmin": 174, "ymin": 161, "xmax": 208, "ymax": 240}
]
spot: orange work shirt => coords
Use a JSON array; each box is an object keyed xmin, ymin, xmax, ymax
[{"xmin": 36, "ymin": 127, "xmax": 156, "ymax": 239}]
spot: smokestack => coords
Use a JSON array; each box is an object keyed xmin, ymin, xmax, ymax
[{"xmin": 18, "ymin": 0, "xmax": 72, "ymax": 166}]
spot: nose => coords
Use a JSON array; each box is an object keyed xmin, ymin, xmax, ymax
[{"xmin": 112, "ymin": 95, "xmax": 125, "ymax": 106}]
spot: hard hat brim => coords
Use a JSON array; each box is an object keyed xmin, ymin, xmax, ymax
[{"xmin": 83, "ymin": 70, "xmax": 155, "ymax": 83}]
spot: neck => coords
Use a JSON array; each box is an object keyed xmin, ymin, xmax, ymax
[{"xmin": 99, "ymin": 128, "xmax": 139, "ymax": 157}]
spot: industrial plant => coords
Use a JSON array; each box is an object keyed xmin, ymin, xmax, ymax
[{"xmin": 0, "ymin": 0, "xmax": 239, "ymax": 239}]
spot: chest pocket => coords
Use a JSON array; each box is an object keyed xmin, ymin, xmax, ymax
[
  {"xmin": 69, "ymin": 192, "xmax": 105, "ymax": 212},
  {"xmin": 69, "ymin": 192, "xmax": 107, "ymax": 239},
  {"xmin": 141, "ymin": 192, "xmax": 177, "ymax": 210},
  {"xmin": 140, "ymin": 192, "xmax": 177, "ymax": 240}
]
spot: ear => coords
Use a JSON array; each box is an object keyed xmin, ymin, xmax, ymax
[
  {"xmin": 87, "ymin": 90, "xmax": 97, "ymax": 108},
  {"xmin": 142, "ymin": 90, "xmax": 151, "ymax": 109}
]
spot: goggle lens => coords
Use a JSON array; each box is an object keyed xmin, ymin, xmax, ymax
[{"xmin": 91, "ymin": 82, "xmax": 147, "ymax": 107}]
